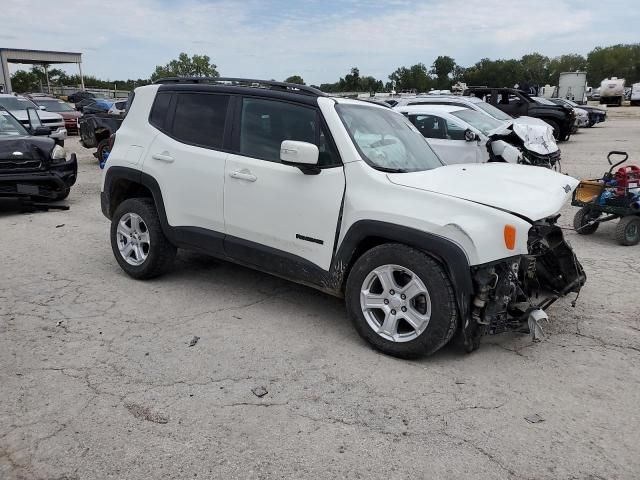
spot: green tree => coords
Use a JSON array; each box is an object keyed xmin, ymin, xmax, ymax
[
  {"xmin": 10, "ymin": 70, "xmax": 39, "ymax": 92},
  {"xmin": 430, "ymin": 56, "xmax": 456, "ymax": 89},
  {"xmin": 587, "ymin": 44, "xmax": 640, "ymax": 85},
  {"xmin": 284, "ymin": 75, "xmax": 305, "ymax": 85},
  {"xmin": 341, "ymin": 67, "xmax": 361, "ymax": 91},
  {"xmin": 389, "ymin": 63, "xmax": 432, "ymax": 92},
  {"xmin": 462, "ymin": 58, "xmax": 524, "ymax": 88},
  {"xmin": 151, "ymin": 53, "xmax": 219, "ymax": 81},
  {"xmin": 519, "ymin": 53, "xmax": 549, "ymax": 85}
]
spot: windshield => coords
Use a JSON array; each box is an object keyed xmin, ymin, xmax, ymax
[
  {"xmin": 0, "ymin": 110, "xmax": 29, "ymax": 136},
  {"xmin": 450, "ymin": 109, "xmax": 505, "ymax": 135},
  {"xmin": 336, "ymin": 103, "xmax": 443, "ymax": 172},
  {"xmin": 35, "ymin": 99, "xmax": 74, "ymax": 112},
  {"xmin": 532, "ymin": 96, "xmax": 556, "ymax": 106},
  {"xmin": 473, "ymin": 101, "xmax": 513, "ymax": 121},
  {"xmin": 0, "ymin": 96, "xmax": 37, "ymax": 111},
  {"xmin": 557, "ymin": 98, "xmax": 578, "ymax": 107}
]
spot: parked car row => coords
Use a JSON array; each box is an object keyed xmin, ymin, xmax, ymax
[{"xmin": 380, "ymin": 86, "xmax": 610, "ymax": 171}]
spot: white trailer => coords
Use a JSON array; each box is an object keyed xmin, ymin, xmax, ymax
[
  {"xmin": 600, "ymin": 77, "xmax": 626, "ymax": 106},
  {"xmin": 557, "ymin": 72, "xmax": 587, "ymax": 104},
  {"xmin": 538, "ymin": 84, "xmax": 556, "ymax": 99}
]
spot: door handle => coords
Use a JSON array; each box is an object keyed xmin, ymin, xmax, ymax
[
  {"xmin": 152, "ymin": 152, "xmax": 174, "ymax": 163},
  {"xmin": 229, "ymin": 169, "xmax": 257, "ymax": 182}
]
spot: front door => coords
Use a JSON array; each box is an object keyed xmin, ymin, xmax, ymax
[
  {"xmin": 408, "ymin": 114, "xmax": 480, "ymax": 164},
  {"xmin": 224, "ymin": 97, "xmax": 345, "ymax": 272}
]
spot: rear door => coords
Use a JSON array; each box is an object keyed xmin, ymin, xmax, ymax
[
  {"xmin": 143, "ymin": 91, "xmax": 230, "ymax": 234},
  {"xmin": 223, "ymin": 96, "xmax": 345, "ymax": 271},
  {"xmin": 499, "ymin": 92, "xmax": 528, "ymax": 117}
]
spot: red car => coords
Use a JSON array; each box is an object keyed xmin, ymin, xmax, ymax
[{"xmin": 27, "ymin": 96, "xmax": 82, "ymax": 135}]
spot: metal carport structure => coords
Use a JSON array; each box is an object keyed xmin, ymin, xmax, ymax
[{"xmin": 0, "ymin": 48, "xmax": 84, "ymax": 94}]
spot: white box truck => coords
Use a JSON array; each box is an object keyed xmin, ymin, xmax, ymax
[
  {"xmin": 600, "ymin": 77, "xmax": 626, "ymax": 106},
  {"xmin": 557, "ymin": 72, "xmax": 587, "ymax": 104},
  {"xmin": 630, "ymin": 83, "xmax": 640, "ymax": 106}
]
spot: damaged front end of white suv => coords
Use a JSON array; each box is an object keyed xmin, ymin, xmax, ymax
[
  {"xmin": 387, "ymin": 162, "xmax": 586, "ymax": 353},
  {"xmin": 465, "ymin": 217, "xmax": 586, "ymax": 351}
]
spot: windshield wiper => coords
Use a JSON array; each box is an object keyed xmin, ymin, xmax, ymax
[{"xmin": 375, "ymin": 166, "xmax": 409, "ymax": 173}]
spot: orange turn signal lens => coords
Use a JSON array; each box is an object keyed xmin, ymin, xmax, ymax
[{"xmin": 504, "ymin": 225, "xmax": 516, "ymax": 250}]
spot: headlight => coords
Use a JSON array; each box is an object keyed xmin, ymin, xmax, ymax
[{"xmin": 51, "ymin": 145, "xmax": 66, "ymax": 161}]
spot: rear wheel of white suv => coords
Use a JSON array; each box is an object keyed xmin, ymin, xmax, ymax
[
  {"xmin": 345, "ymin": 244, "xmax": 458, "ymax": 358},
  {"xmin": 110, "ymin": 198, "xmax": 176, "ymax": 279}
]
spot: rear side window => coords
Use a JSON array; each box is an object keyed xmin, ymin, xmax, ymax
[
  {"xmin": 408, "ymin": 114, "xmax": 447, "ymax": 139},
  {"xmin": 149, "ymin": 92, "xmax": 171, "ymax": 130},
  {"xmin": 238, "ymin": 97, "xmax": 339, "ymax": 166},
  {"xmin": 171, "ymin": 93, "xmax": 229, "ymax": 149}
]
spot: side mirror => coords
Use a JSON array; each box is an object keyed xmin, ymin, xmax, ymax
[
  {"xmin": 280, "ymin": 140, "xmax": 320, "ymax": 175},
  {"xmin": 464, "ymin": 129, "xmax": 477, "ymax": 142},
  {"xmin": 39, "ymin": 105, "xmax": 47, "ymax": 111},
  {"xmin": 26, "ymin": 107, "xmax": 44, "ymax": 131},
  {"xmin": 33, "ymin": 126, "xmax": 52, "ymax": 136}
]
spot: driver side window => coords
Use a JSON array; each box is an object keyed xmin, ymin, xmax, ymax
[
  {"xmin": 445, "ymin": 119, "xmax": 466, "ymax": 140},
  {"xmin": 238, "ymin": 98, "xmax": 340, "ymax": 167}
]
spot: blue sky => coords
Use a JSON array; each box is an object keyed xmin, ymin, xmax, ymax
[{"xmin": 2, "ymin": 0, "xmax": 638, "ymax": 85}]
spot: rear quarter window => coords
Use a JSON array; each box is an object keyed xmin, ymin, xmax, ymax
[
  {"xmin": 149, "ymin": 92, "xmax": 171, "ymax": 130},
  {"xmin": 170, "ymin": 93, "xmax": 230, "ymax": 149}
]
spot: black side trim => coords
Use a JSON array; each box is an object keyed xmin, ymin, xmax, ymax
[
  {"xmin": 224, "ymin": 235, "xmax": 330, "ymax": 289},
  {"xmin": 103, "ymin": 166, "xmax": 226, "ymax": 256},
  {"xmin": 101, "ymin": 166, "xmax": 142, "ymax": 218},
  {"xmin": 329, "ymin": 220, "xmax": 473, "ymax": 317},
  {"xmin": 296, "ymin": 234, "xmax": 324, "ymax": 245}
]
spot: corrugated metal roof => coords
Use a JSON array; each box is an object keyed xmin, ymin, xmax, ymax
[{"xmin": 0, "ymin": 48, "xmax": 82, "ymax": 64}]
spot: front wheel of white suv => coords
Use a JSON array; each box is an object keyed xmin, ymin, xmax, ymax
[
  {"xmin": 110, "ymin": 198, "xmax": 176, "ymax": 279},
  {"xmin": 345, "ymin": 244, "xmax": 458, "ymax": 358}
]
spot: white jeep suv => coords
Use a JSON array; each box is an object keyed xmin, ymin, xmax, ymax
[{"xmin": 101, "ymin": 78, "xmax": 585, "ymax": 357}]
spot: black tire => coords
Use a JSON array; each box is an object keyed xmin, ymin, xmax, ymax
[
  {"xmin": 615, "ymin": 216, "xmax": 640, "ymax": 246},
  {"xmin": 345, "ymin": 243, "xmax": 458, "ymax": 358},
  {"xmin": 110, "ymin": 198, "xmax": 176, "ymax": 279},
  {"xmin": 544, "ymin": 119, "xmax": 561, "ymax": 140},
  {"xmin": 96, "ymin": 139, "xmax": 111, "ymax": 163},
  {"xmin": 573, "ymin": 207, "xmax": 600, "ymax": 235},
  {"xmin": 54, "ymin": 188, "xmax": 70, "ymax": 201}
]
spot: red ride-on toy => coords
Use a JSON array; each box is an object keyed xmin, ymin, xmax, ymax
[{"xmin": 572, "ymin": 151, "xmax": 640, "ymax": 246}]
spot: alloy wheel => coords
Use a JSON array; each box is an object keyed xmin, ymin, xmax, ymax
[
  {"xmin": 360, "ymin": 264, "xmax": 432, "ymax": 342},
  {"xmin": 116, "ymin": 212, "xmax": 150, "ymax": 266}
]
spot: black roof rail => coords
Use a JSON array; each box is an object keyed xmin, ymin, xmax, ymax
[{"xmin": 153, "ymin": 77, "xmax": 327, "ymax": 97}]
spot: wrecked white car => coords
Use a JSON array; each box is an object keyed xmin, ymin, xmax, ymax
[
  {"xmin": 396, "ymin": 105, "xmax": 561, "ymax": 169},
  {"xmin": 103, "ymin": 81, "xmax": 585, "ymax": 357}
]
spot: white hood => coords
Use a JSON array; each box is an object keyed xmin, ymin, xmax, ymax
[
  {"xmin": 9, "ymin": 109, "xmax": 64, "ymax": 122},
  {"xmin": 387, "ymin": 163, "xmax": 578, "ymax": 221}
]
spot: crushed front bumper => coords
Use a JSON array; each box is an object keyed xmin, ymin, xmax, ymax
[
  {"xmin": 462, "ymin": 218, "xmax": 586, "ymax": 351},
  {"xmin": 0, "ymin": 153, "xmax": 77, "ymax": 200}
]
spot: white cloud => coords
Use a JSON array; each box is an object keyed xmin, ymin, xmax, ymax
[{"xmin": 1, "ymin": 0, "xmax": 638, "ymax": 84}]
